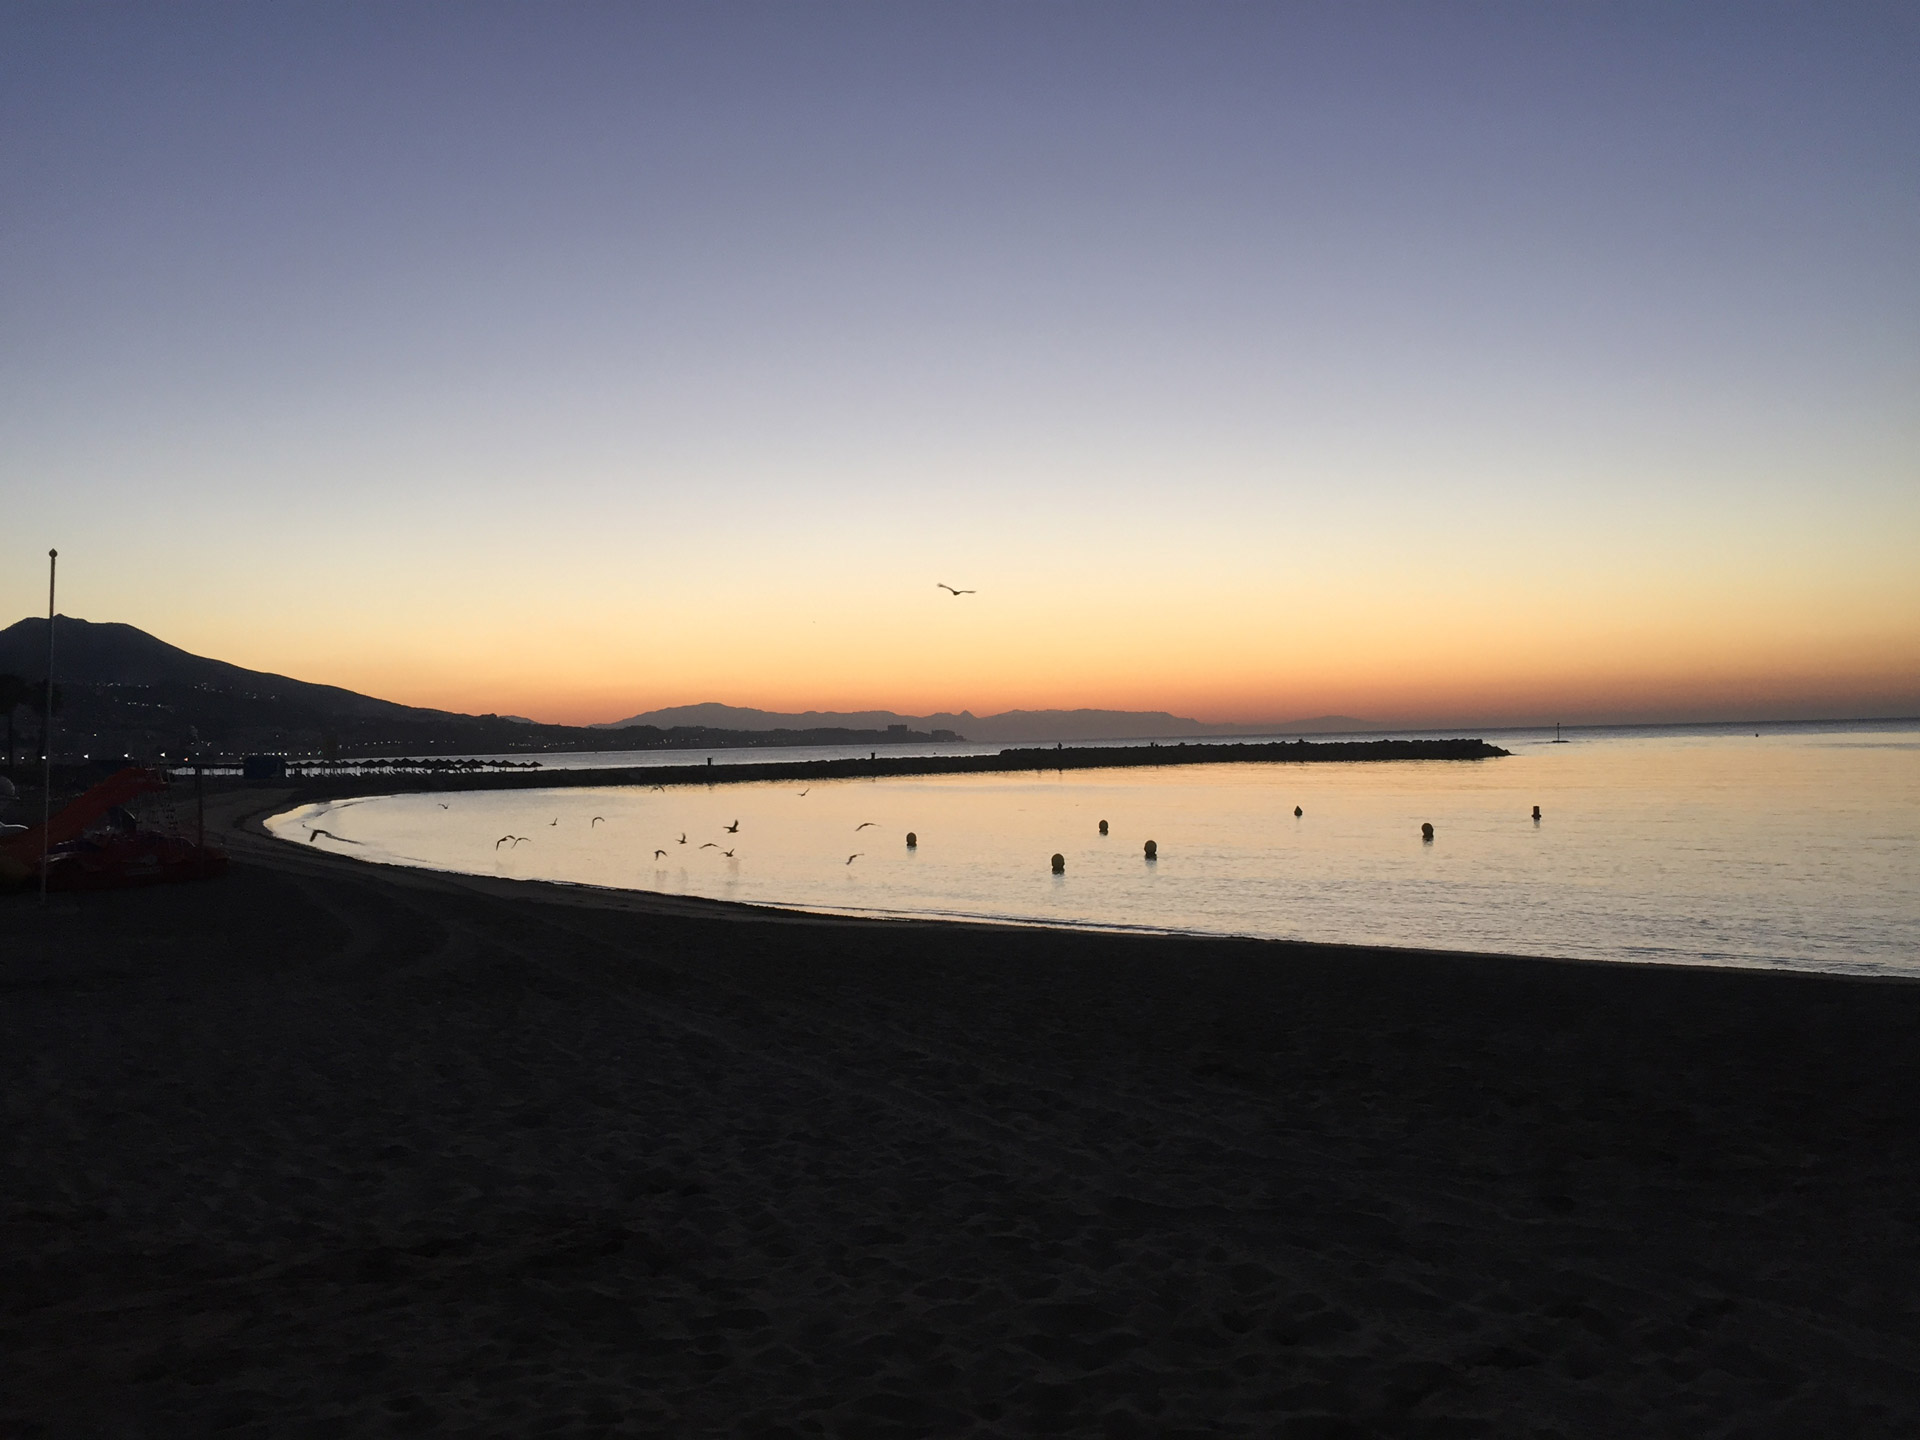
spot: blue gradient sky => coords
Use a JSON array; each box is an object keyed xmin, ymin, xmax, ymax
[{"xmin": 4, "ymin": 3, "xmax": 1915, "ymax": 724}]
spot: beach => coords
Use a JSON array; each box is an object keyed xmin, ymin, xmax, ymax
[{"xmin": 5, "ymin": 790, "xmax": 1919, "ymax": 1436}]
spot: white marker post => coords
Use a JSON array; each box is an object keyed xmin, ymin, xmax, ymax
[{"xmin": 40, "ymin": 548, "xmax": 56, "ymax": 904}]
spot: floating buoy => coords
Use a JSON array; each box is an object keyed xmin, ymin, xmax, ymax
[
  {"xmin": 1531, "ymin": 806, "xmax": 1541, "ymax": 821},
  {"xmin": 1421, "ymin": 822, "xmax": 1434, "ymax": 841},
  {"xmin": 1098, "ymin": 819, "xmax": 1109, "ymax": 835},
  {"xmin": 1294, "ymin": 805, "xmax": 1303, "ymax": 818},
  {"xmin": 1051, "ymin": 852, "xmax": 1065, "ymax": 874},
  {"xmin": 906, "ymin": 832, "xmax": 917, "ymax": 849},
  {"xmin": 1143, "ymin": 839, "xmax": 1157, "ymax": 860}
]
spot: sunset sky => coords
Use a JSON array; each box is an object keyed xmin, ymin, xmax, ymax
[{"xmin": 4, "ymin": 3, "xmax": 1915, "ymax": 727}]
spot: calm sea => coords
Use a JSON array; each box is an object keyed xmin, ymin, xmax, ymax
[{"xmin": 268, "ymin": 722, "xmax": 1920, "ymax": 976}]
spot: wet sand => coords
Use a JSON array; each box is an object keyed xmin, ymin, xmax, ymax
[{"xmin": 4, "ymin": 794, "xmax": 1919, "ymax": 1435}]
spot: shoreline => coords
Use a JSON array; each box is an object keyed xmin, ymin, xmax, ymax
[
  {"xmin": 257, "ymin": 785, "xmax": 1912, "ymax": 985},
  {"xmin": 7, "ymin": 784, "xmax": 1920, "ymax": 1431}
]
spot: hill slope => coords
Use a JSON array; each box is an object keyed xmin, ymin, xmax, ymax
[
  {"xmin": 0, "ymin": 617, "xmax": 434, "ymax": 720},
  {"xmin": 0, "ymin": 618, "xmax": 951, "ymax": 764}
]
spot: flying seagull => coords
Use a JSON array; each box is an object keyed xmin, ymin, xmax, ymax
[
  {"xmin": 549, "ymin": 818, "xmax": 558, "ymax": 826},
  {"xmin": 495, "ymin": 835, "xmax": 516, "ymax": 849},
  {"xmin": 512, "ymin": 836, "xmax": 531, "ymax": 847},
  {"xmin": 438, "ymin": 803, "xmax": 448, "ymax": 809},
  {"xmin": 723, "ymin": 819, "xmax": 739, "ymax": 833},
  {"xmin": 678, "ymin": 833, "xmax": 687, "ymax": 845},
  {"xmin": 797, "ymin": 788, "xmax": 809, "ymax": 797},
  {"xmin": 700, "ymin": 842, "xmax": 719, "ymax": 849},
  {"xmin": 592, "ymin": 816, "xmax": 605, "ymax": 826},
  {"xmin": 937, "ymin": 583, "xmax": 975, "ymax": 596},
  {"xmin": 855, "ymin": 821, "xmax": 877, "ymax": 831},
  {"xmin": 653, "ymin": 849, "xmax": 668, "ymax": 859},
  {"xmin": 722, "ymin": 848, "xmax": 734, "ymax": 858},
  {"xmin": 846, "ymin": 853, "xmax": 863, "ymax": 864}
]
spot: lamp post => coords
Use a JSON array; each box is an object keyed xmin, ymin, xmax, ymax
[{"xmin": 40, "ymin": 549, "xmax": 56, "ymax": 904}]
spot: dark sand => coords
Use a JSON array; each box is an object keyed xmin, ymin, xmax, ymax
[{"xmin": 4, "ymin": 795, "xmax": 1919, "ymax": 1436}]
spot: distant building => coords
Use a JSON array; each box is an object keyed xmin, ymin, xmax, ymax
[{"xmin": 242, "ymin": 754, "xmax": 287, "ymax": 780}]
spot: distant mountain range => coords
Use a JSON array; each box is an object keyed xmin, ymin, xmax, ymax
[
  {"xmin": 596, "ymin": 702, "xmax": 1375, "ymax": 744},
  {"xmin": 0, "ymin": 618, "xmax": 946, "ymax": 764},
  {"xmin": 0, "ymin": 616, "xmax": 1372, "ymax": 766}
]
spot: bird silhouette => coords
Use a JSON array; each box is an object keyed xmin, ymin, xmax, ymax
[
  {"xmin": 724, "ymin": 820, "xmax": 739, "ymax": 833},
  {"xmin": 855, "ymin": 821, "xmax": 877, "ymax": 831},
  {"xmin": 700, "ymin": 842, "xmax": 719, "ymax": 849},
  {"xmin": 549, "ymin": 818, "xmax": 557, "ymax": 826},
  {"xmin": 495, "ymin": 835, "xmax": 513, "ymax": 848},
  {"xmin": 653, "ymin": 849, "xmax": 668, "ymax": 859},
  {"xmin": 846, "ymin": 853, "xmax": 863, "ymax": 864},
  {"xmin": 722, "ymin": 848, "xmax": 734, "ymax": 858},
  {"xmin": 592, "ymin": 816, "xmax": 605, "ymax": 826},
  {"xmin": 678, "ymin": 833, "xmax": 687, "ymax": 845},
  {"xmin": 651, "ymin": 784, "xmax": 666, "ymax": 792},
  {"xmin": 797, "ymin": 788, "xmax": 809, "ymax": 797},
  {"xmin": 937, "ymin": 583, "xmax": 975, "ymax": 596},
  {"xmin": 437, "ymin": 803, "xmax": 448, "ymax": 809},
  {"xmin": 512, "ymin": 837, "xmax": 531, "ymax": 847}
]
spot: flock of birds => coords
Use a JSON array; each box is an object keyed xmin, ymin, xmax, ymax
[
  {"xmin": 464, "ymin": 793, "xmax": 1488, "ymax": 873},
  {"xmin": 473, "ymin": 795, "xmax": 1138, "ymax": 874},
  {"xmin": 472, "ymin": 798, "xmax": 1484, "ymax": 875},
  {"xmin": 315, "ymin": 775, "xmax": 1497, "ymax": 872},
  {"xmin": 471, "ymin": 791, "xmax": 889, "ymax": 869}
]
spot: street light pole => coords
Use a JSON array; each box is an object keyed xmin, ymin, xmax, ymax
[{"xmin": 40, "ymin": 548, "xmax": 56, "ymax": 904}]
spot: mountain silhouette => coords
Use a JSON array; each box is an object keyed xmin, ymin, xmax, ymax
[
  {"xmin": 0, "ymin": 616, "xmax": 439, "ymax": 720},
  {"xmin": 0, "ymin": 618, "xmax": 946, "ymax": 762},
  {"xmin": 0, "ymin": 617, "xmax": 1374, "ymax": 761},
  {"xmin": 597, "ymin": 702, "xmax": 1375, "ymax": 745}
]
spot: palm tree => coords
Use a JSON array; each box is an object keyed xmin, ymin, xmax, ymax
[
  {"xmin": 0, "ymin": 674, "xmax": 26, "ymax": 779},
  {"xmin": 25, "ymin": 680, "xmax": 62, "ymax": 770}
]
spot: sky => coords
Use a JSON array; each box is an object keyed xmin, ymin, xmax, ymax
[{"xmin": 3, "ymin": 2, "xmax": 1916, "ymax": 728}]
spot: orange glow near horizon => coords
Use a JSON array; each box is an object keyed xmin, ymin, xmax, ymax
[
  {"xmin": 5, "ymin": 7, "xmax": 1917, "ymax": 737},
  {"xmin": 151, "ymin": 496, "xmax": 1912, "ymax": 728},
  {"xmin": 13, "ymin": 454, "xmax": 1916, "ymax": 731},
  {"xmin": 88, "ymin": 530, "xmax": 1916, "ymax": 729}
]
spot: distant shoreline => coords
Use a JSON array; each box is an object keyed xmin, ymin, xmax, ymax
[{"xmin": 259, "ymin": 736, "xmax": 1510, "ymax": 800}]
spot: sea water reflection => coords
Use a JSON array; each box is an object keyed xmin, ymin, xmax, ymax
[{"xmin": 268, "ymin": 724, "xmax": 1920, "ymax": 976}]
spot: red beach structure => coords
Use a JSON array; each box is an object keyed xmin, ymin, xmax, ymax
[{"xmin": 0, "ymin": 766, "xmax": 227, "ymax": 891}]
